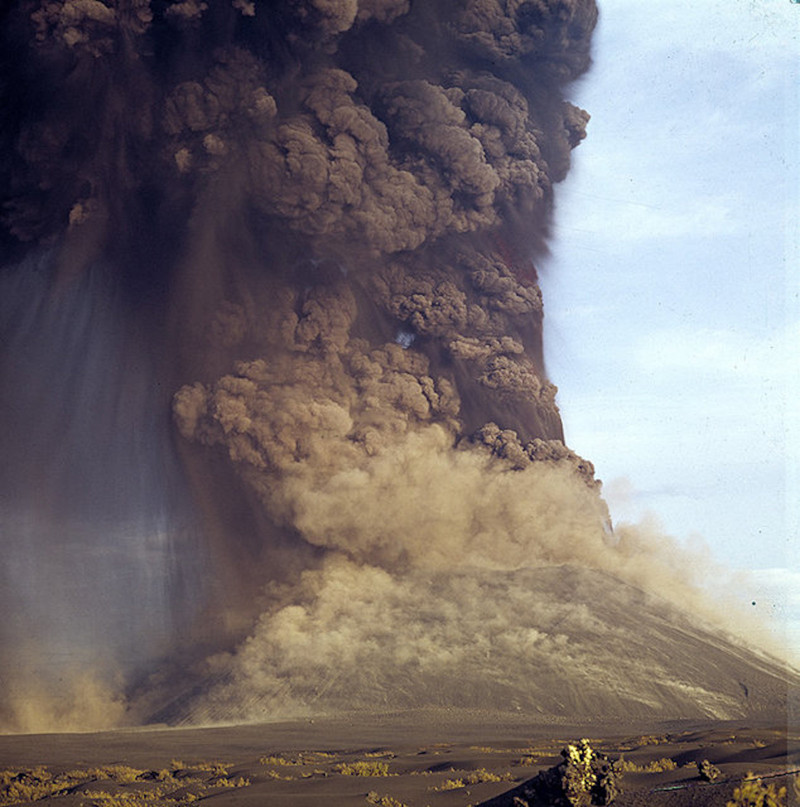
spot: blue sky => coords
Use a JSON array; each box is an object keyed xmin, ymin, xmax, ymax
[{"xmin": 542, "ymin": 0, "xmax": 799, "ymax": 650}]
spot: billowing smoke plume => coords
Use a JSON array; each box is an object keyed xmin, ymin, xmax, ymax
[{"xmin": 0, "ymin": 1, "xmax": 784, "ymax": 733}]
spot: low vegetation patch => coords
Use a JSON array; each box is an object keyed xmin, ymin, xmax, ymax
[
  {"xmin": 1, "ymin": 767, "xmax": 72, "ymax": 804},
  {"xmin": 336, "ymin": 761, "xmax": 393, "ymax": 777},
  {"xmin": 264, "ymin": 769, "xmax": 295, "ymax": 781},
  {"xmin": 431, "ymin": 767, "xmax": 514, "ymax": 791},
  {"xmin": 431, "ymin": 777, "xmax": 466, "ymax": 791},
  {"xmin": 617, "ymin": 757, "xmax": 678, "ymax": 774},
  {"xmin": 169, "ymin": 761, "xmax": 231, "ymax": 775},
  {"xmin": 259, "ymin": 751, "xmax": 338, "ymax": 768},
  {"xmin": 727, "ymin": 773, "xmax": 787, "ymax": 807},
  {"xmin": 0, "ymin": 761, "xmax": 250, "ymax": 807},
  {"xmin": 259, "ymin": 755, "xmax": 295, "ymax": 766},
  {"xmin": 366, "ymin": 792, "xmax": 408, "ymax": 806},
  {"xmin": 80, "ymin": 788, "xmax": 184, "ymax": 807},
  {"xmin": 698, "ymin": 759, "xmax": 723, "ymax": 782}
]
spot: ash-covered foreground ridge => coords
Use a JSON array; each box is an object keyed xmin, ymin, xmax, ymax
[{"xmin": 0, "ymin": 0, "xmax": 792, "ymax": 732}]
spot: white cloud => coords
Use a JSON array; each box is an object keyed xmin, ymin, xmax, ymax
[
  {"xmin": 699, "ymin": 565, "xmax": 800, "ymax": 665},
  {"xmin": 749, "ymin": 567, "xmax": 800, "ymax": 609},
  {"xmin": 544, "ymin": 0, "xmax": 799, "ymax": 579},
  {"xmin": 561, "ymin": 0, "xmax": 800, "ymax": 253},
  {"xmin": 578, "ymin": 194, "xmax": 738, "ymax": 241},
  {"xmin": 632, "ymin": 321, "xmax": 798, "ymax": 382},
  {"xmin": 743, "ymin": 567, "xmax": 800, "ymax": 664},
  {"xmin": 596, "ymin": 0, "xmax": 799, "ymax": 65}
]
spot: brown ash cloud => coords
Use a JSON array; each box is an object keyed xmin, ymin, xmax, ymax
[{"xmin": 3, "ymin": 0, "xmax": 767, "ymax": 731}]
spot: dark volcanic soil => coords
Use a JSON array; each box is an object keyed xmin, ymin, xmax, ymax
[{"xmin": 1, "ymin": 711, "xmax": 798, "ymax": 806}]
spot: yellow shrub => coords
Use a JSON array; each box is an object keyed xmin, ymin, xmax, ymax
[
  {"xmin": 90, "ymin": 766, "xmax": 145, "ymax": 784},
  {"xmin": 336, "ymin": 761, "xmax": 392, "ymax": 777},
  {"xmin": 432, "ymin": 778, "xmax": 465, "ymax": 791},
  {"xmin": 617, "ymin": 757, "xmax": 678, "ymax": 774},
  {"xmin": 366, "ymin": 792, "xmax": 408, "ymax": 806},
  {"xmin": 464, "ymin": 768, "xmax": 513, "ymax": 784},
  {"xmin": 259, "ymin": 755, "xmax": 294, "ymax": 766},
  {"xmin": 171, "ymin": 761, "xmax": 230, "ymax": 775},
  {"xmin": 265, "ymin": 769, "xmax": 295, "ymax": 781},
  {"xmin": 210, "ymin": 776, "xmax": 250, "ymax": 789},
  {"xmin": 0, "ymin": 766, "xmax": 71, "ymax": 804},
  {"xmin": 727, "ymin": 773, "xmax": 787, "ymax": 807}
]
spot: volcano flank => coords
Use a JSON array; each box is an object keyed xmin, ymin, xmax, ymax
[{"xmin": 143, "ymin": 564, "xmax": 797, "ymax": 728}]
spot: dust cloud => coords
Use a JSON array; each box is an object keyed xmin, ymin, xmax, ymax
[{"xmin": 0, "ymin": 0, "xmax": 784, "ymax": 732}]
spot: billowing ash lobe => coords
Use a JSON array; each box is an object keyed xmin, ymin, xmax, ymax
[{"xmin": 6, "ymin": 0, "xmax": 766, "ymax": 731}]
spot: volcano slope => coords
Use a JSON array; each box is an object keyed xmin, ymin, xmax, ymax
[{"xmin": 139, "ymin": 564, "xmax": 796, "ymax": 728}]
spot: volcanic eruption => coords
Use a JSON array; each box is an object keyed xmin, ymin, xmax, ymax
[{"xmin": 0, "ymin": 0, "xmax": 793, "ymax": 733}]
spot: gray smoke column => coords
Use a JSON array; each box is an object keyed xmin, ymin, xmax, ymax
[{"xmin": 2, "ymin": 0, "xmax": 775, "ymax": 732}]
